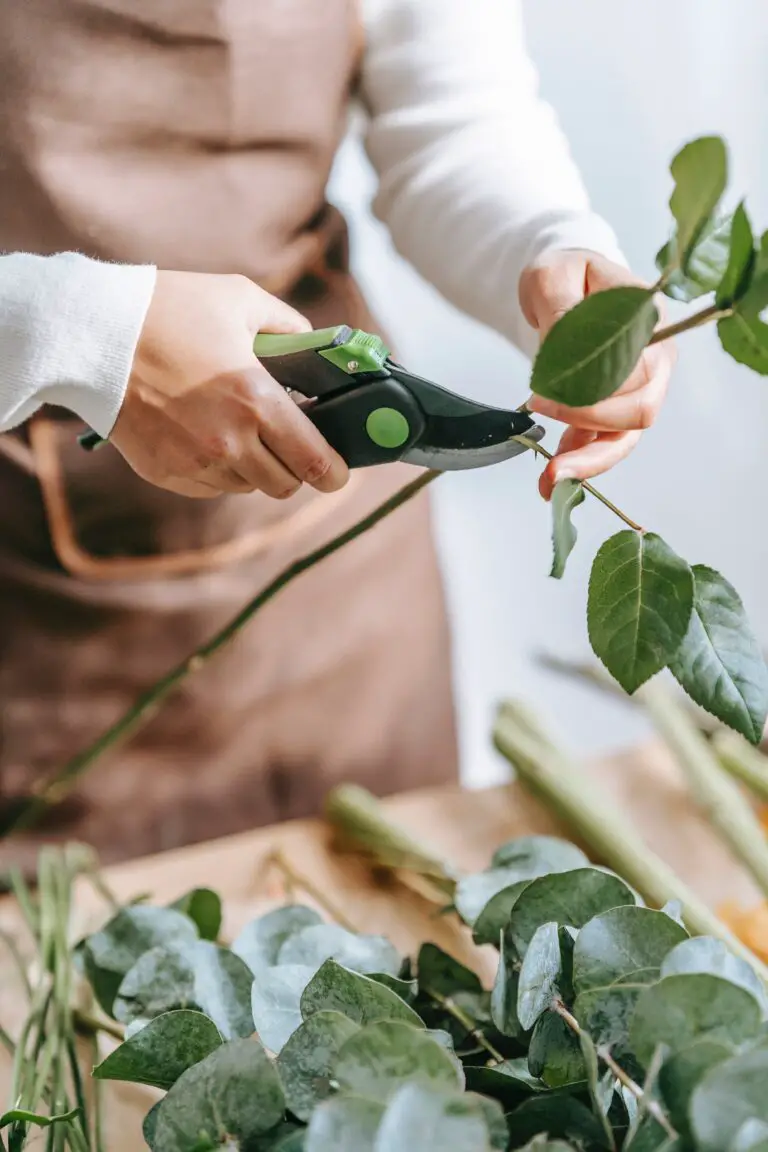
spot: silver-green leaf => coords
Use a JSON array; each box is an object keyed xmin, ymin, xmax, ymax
[
  {"xmin": 690, "ymin": 1047, "xmax": 768, "ymax": 1152},
  {"xmin": 374, "ymin": 1084, "xmax": 492, "ymax": 1152},
  {"xmin": 93, "ymin": 1009, "xmax": 222, "ymax": 1091},
  {"xmin": 277, "ymin": 924, "xmax": 400, "ymax": 977},
  {"xmin": 305, "ymin": 1095, "xmax": 383, "ymax": 1152},
  {"xmin": 550, "ymin": 480, "xmax": 585, "ymax": 580},
  {"xmin": 507, "ymin": 867, "xmax": 637, "ymax": 955},
  {"xmin": 572, "ymin": 905, "xmax": 688, "ymax": 995},
  {"xmin": 232, "ymin": 905, "xmax": 323, "ymax": 974},
  {"xmin": 517, "ymin": 922, "xmax": 561, "ymax": 1030},
  {"xmin": 301, "ymin": 959, "xmax": 423, "ymax": 1029},
  {"xmin": 333, "ymin": 1021, "xmax": 464, "ymax": 1104},
  {"xmin": 251, "ymin": 964, "xmax": 314, "ymax": 1054},
  {"xmin": 277, "ymin": 1010, "xmax": 361, "ymax": 1121}
]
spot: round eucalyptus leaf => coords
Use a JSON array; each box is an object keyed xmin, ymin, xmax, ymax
[
  {"xmin": 465, "ymin": 1092, "xmax": 508, "ymax": 1152},
  {"xmin": 491, "ymin": 931, "xmax": 523, "ymax": 1039},
  {"xmin": 192, "ymin": 941, "xmax": 255, "ymax": 1040},
  {"xmin": 251, "ymin": 964, "xmax": 314, "ymax": 1054},
  {"xmin": 301, "ymin": 959, "xmax": 423, "ymax": 1029},
  {"xmin": 472, "ymin": 881, "xmax": 531, "ymax": 947},
  {"xmin": 232, "ymin": 905, "xmax": 323, "ymax": 974},
  {"xmin": 657, "ymin": 1039, "xmax": 733, "ymax": 1142},
  {"xmin": 527, "ymin": 1011, "xmax": 585, "ymax": 1090},
  {"xmin": 573, "ymin": 984, "xmax": 645, "ymax": 1080},
  {"xmin": 587, "ymin": 531, "xmax": 694, "ymax": 696},
  {"xmin": 84, "ymin": 905, "xmax": 199, "ymax": 1016},
  {"xmin": 507, "ymin": 868, "xmax": 636, "ymax": 955},
  {"xmin": 333, "ymin": 1020, "xmax": 464, "ymax": 1104},
  {"xmin": 374, "ymin": 1084, "xmax": 491, "ymax": 1152},
  {"xmin": 465, "ymin": 1060, "xmax": 547, "ymax": 1110},
  {"xmin": 572, "ymin": 906, "xmax": 688, "ymax": 995},
  {"xmin": 272, "ymin": 1131, "xmax": 307, "ymax": 1152},
  {"xmin": 304, "ymin": 1095, "xmax": 383, "ymax": 1152},
  {"xmin": 659, "ymin": 935, "xmax": 768, "ymax": 1013},
  {"xmin": 368, "ymin": 973, "xmax": 417, "ymax": 1004},
  {"xmin": 455, "ymin": 870, "xmax": 531, "ymax": 930},
  {"xmin": 278, "ymin": 924, "xmax": 400, "ymax": 977},
  {"xmin": 506, "ymin": 1095, "xmax": 611, "ymax": 1150},
  {"xmin": 277, "ymin": 1010, "xmax": 360, "ymax": 1121},
  {"xmin": 142, "ymin": 1100, "xmax": 162, "ymax": 1150},
  {"xmin": 491, "ymin": 836, "xmax": 589, "ymax": 874},
  {"xmin": 730, "ymin": 1119, "xmax": 768, "ymax": 1152},
  {"xmin": 151, "ymin": 1039, "xmax": 285, "ymax": 1151},
  {"xmin": 690, "ymin": 1047, "xmax": 768, "ymax": 1152},
  {"xmin": 93, "ymin": 1008, "xmax": 222, "ymax": 1090},
  {"xmin": 531, "ymin": 286, "xmax": 658, "ymax": 408},
  {"xmin": 169, "ymin": 889, "xmax": 222, "ymax": 941},
  {"xmin": 417, "ymin": 943, "xmax": 483, "ymax": 999},
  {"xmin": 517, "ymin": 922, "xmax": 562, "ymax": 1031},
  {"xmin": 630, "ymin": 974, "xmax": 762, "ymax": 1070}
]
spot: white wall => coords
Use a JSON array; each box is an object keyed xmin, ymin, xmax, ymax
[{"xmin": 328, "ymin": 0, "xmax": 768, "ymax": 786}]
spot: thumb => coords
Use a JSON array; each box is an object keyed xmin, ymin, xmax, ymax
[{"xmin": 520, "ymin": 254, "xmax": 589, "ymax": 339}]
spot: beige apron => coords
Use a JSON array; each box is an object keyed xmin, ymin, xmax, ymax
[{"xmin": 0, "ymin": 0, "xmax": 458, "ymax": 869}]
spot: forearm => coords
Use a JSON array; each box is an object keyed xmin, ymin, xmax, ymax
[
  {"xmin": 0, "ymin": 251, "xmax": 155, "ymax": 435},
  {"xmin": 361, "ymin": 0, "xmax": 625, "ymax": 358}
]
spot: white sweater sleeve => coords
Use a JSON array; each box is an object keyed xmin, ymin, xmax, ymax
[
  {"xmin": 361, "ymin": 0, "xmax": 626, "ymax": 358},
  {"xmin": 0, "ymin": 252, "xmax": 155, "ymax": 437}
]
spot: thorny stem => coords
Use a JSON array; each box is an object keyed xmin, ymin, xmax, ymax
[
  {"xmin": 424, "ymin": 986, "xmax": 505, "ymax": 1065},
  {"xmin": 648, "ymin": 302, "xmax": 732, "ymax": 345},
  {"xmin": 6, "ymin": 469, "xmax": 440, "ymax": 836},
  {"xmin": 513, "ymin": 436, "xmax": 645, "ymax": 533},
  {"xmin": 553, "ymin": 1000, "xmax": 677, "ymax": 1139}
]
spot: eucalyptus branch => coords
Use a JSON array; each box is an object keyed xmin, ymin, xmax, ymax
[
  {"xmin": 5, "ymin": 470, "xmax": 439, "ymax": 837},
  {"xmin": 513, "ymin": 436, "xmax": 645, "ymax": 533},
  {"xmin": 552, "ymin": 999, "xmax": 677, "ymax": 1139},
  {"xmin": 422, "ymin": 986, "xmax": 504, "ymax": 1064}
]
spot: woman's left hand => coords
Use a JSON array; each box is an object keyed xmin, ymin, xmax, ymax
[{"xmin": 519, "ymin": 250, "xmax": 676, "ymax": 500}]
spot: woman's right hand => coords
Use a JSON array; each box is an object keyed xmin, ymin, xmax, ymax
[{"xmin": 110, "ymin": 270, "xmax": 349, "ymax": 499}]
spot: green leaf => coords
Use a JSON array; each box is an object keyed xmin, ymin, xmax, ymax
[
  {"xmin": 531, "ymin": 287, "xmax": 658, "ymax": 407},
  {"xmin": 454, "ymin": 870, "xmax": 531, "ymax": 930},
  {"xmin": 716, "ymin": 203, "xmax": 755, "ymax": 307},
  {"xmin": 277, "ymin": 1010, "xmax": 360, "ymax": 1120},
  {"xmin": 657, "ymin": 1039, "xmax": 733, "ymax": 1143},
  {"xmin": 471, "ymin": 882, "xmax": 531, "ymax": 948},
  {"xmin": 668, "ymin": 565, "xmax": 768, "ymax": 743},
  {"xmin": 369, "ymin": 973, "xmax": 418, "ymax": 1004},
  {"xmin": 718, "ymin": 311, "xmax": 768, "ymax": 374},
  {"xmin": 572, "ymin": 906, "xmax": 688, "ymax": 995},
  {"xmin": 333, "ymin": 1020, "xmax": 464, "ymax": 1104},
  {"xmin": 169, "ymin": 889, "xmax": 222, "ymax": 941},
  {"xmin": 550, "ymin": 480, "xmax": 585, "ymax": 580},
  {"xmin": 375, "ymin": 1084, "xmax": 492, "ymax": 1152},
  {"xmin": 656, "ymin": 214, "xmax": 733, "ymax": 302},
  {"xmin": 573, "ymin": 984, "xmax": 645, "ymax": 1080},
  {"xmin": 517, "ymin": 922, "xmax": 562, "ymax": 1030},
  {"xmin": 93, "ymin": 1009, "xmax": 222, "ymax": 1090},
  {"xmin": 114, "ymin": 940, "xmax": 254, "ymax": 1040},
  {"xmin": 506, "ymin": 1096, "xmax": 612, "ymax": 1150},
  {"xmin": 465, "ymin": 1092, "xmax": 510, "ymax": 1152},
  {"xmin": 690, "ymin": 1047, "xmax": 768, "ymax": 1152},
  {"xmin": 304, "ymin": 1095, "xmax": 383, "ymax": 1152},
  {"xmin": 731, "ymin": 1119, "xmax": 768, "ymax": 1152},
  {"xmin": 278, "ymin": 924, "xmax": 400, "ymax": 977},
  {"xmin": 512, "ymin": 1141, "xmax": 579, "ymax": 1152},
  {"xmin": 142, "ymin": 1101, "xmax": 161, "ymax": 1150},
  {"xmin": 668, "ymin": 136, "xmax": 728, "ymax": 265},
  {"xmin": 265, "ymin": 1124, "xmax": 307, "ymax": 1152},
  {"xmin": 151, "ymin": 1038, "xmax": 285, "ymax": 1152},
  {"xmin": 232, "ymin": 905, "xmax": 323, "ymax": 974},
  {"xmin": 491, "ymin": 835, "xmax": 589, "ymax": 873},
  {"xmin": 661, "ymin": 900, "xmax": 686, "ymax": 928},
  {"xmin": 251, "ymin": 964, "xmax": 314, "ymax": 1054},
  {"xmin": 588, "ymin": 531, "xmax": 694, "ymax": 695},
  {"xmin": 417, "ymin": 943, "xmax": 484, "ymax": 1000},
  {"xmin": 507, "ymin": 867, "xmax": 637, "ymax": 955},
  {"xmin": 465, "ymin": 1060, "xmax": 547, "ymax": 1110},
  {"xmin": 301, "ymin": 959, "xmax": 423, "ymax": 1029},
  {"xmin": 630, "ymin": 973, "xmax": 762, "ymax": 1069},
  {"xmin": 659, "ymin": 936, "xmax": 768, "ymax": 1013},
  {"xmin": 0, "ymin": 1109, "xmax": 79, "ymax": 1130},
  {"xmin": 491, "ymin": 931, "xmax": 523, "ymax": 1038},
  {"xmin": 83, "ymin": 906, "xmax": 199, "ymax": 1016},
  {"xmin": 527, "ymin": 1011, "xmax": 585, "ymax": 1089}
]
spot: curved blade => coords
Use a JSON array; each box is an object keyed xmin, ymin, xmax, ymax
[{"xmin": 402, "ymin": 423, "xmax": 545, "ymax": 471}]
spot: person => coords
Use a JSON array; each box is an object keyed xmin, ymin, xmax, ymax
[{"xmin": 0, "ymin": 0, "xmax": 673, "ymax": 867}]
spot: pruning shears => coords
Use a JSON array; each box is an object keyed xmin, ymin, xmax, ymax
[{"xmin": 78, "ymin": 325, "xmax": 544, "ymax": 470}]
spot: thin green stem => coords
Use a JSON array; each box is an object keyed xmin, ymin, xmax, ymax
[
  {"xmin": 514, "ymin": 436, "xmax": 645, "ymax": 533},
  {"xmin": 648, "ymin": 302, "xmax": 731, "ymax": 345},
  {"xmin": 423, "ymin": 986, "xmax": 504, "ymax": 1065},
  {"xmin": 259, "ymin": 850, "xmax": 357, "ymax": 933},
  {"xmin": 6, "ymin": 469, "xmax": 440, "ymax": 835},
  {"xmin": 71, "ymin": 1010, "xmax": 123, "ymax": 1044}
]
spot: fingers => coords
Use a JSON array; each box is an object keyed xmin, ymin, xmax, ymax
[
  {"xmin": 539, "ymin": 426, "xmax": 641, "ymax": 500},
  {"xmin": 243, "ymin": 280, "xmax": 312, "ymax": 336},
  {"xmin": 519, "ymin": 256, "xmax": 589, "ymax": 336},
  {"xmin": 530, "ymin": 342, "xmax": 674, "ymax": 432},
  {"xmin": 232, "ymin": 365, "xmax": 349, "ymax": 495}
]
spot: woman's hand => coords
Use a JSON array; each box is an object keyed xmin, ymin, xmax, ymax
[
  {"xmin": 519, "ymin": 251, "xmax": 676, "ymax": 499},
  {"xmin": 110, "ymin": 271, "xmax": 349, "ymax": 499}
]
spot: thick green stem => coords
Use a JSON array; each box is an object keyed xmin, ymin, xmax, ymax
[
  {"xmin": 7, "ymin": 470, "xmax": 440, "ymax": 836},
  {"xmin": 648, "ymin": 302, "xmax": 731, "ymax": 345},
  {"xmin": 492, "ymin": 700, "xmax": 768, "ymax": 980},
  {"xmin": 640, "ymin": 681, "xmax": 768, "ymax": 900},
  {"xmin": 712, "ymin": 729, "xmax": 768, "ymax": 806}
]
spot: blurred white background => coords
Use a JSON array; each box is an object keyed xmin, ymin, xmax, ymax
[{"xmin": 328, "ymin": 0, "xmax": 768, "ymax": 787}]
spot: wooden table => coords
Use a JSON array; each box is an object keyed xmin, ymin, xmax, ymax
[{"xmin": 0, "ymin": 739, "xmax": 761, "ymax": 1148}]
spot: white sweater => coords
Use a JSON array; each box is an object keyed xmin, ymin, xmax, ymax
[{"xmin": 0, "ymin": 0, "xmax": 623, "ymax": 439}]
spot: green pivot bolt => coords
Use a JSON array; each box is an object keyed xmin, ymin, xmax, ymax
[{"xmin": 365, "ymin": 407, "xmax": 410, "ymax": 449}]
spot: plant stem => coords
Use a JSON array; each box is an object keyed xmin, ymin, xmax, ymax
[
  {"xmin": 513, "ymin": 437, "xmax": 644, "ymax": 533},
  {"xmin": 259, "ymin": 850, "xmax": 357, "ymax": 933},
  {"xmin": 325, "ymin": 784, "xmax": 458, "ymax": 897},
  {"xmin": 423, "ymin": 986, "xmax": 504, "ymax": 1064},
  {"xmin": 712, "ymin": 729, "xmax": 768, "ymax": 806},
  {"xmin": 492, "ymin": 700, "xmax": 768, "ymax": 980},
  {"xmin": 71, "ymin": 1010, "xmax": 123, "ymax": 1044},
  {"xmin": 648, "ymin": 302, "xmax": 731, "ymax": 345},
  {"xmin": 7, "ymin": 470, "xmax": 440, "ymax": 836},
  {"xmin": 639, "ymin": 681, "xmax": 768, "ymax": 900},
  {"xmin": 552, "ymin": 1001, "xmax": 676, "ymax": 1138}
]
